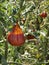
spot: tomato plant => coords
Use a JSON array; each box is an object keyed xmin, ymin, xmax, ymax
[{"xmin": 0, "ymin": 0, "xmax": 49, "ymax": 65}]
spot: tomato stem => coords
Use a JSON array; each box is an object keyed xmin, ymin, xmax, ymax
[{"xmin": 5, "ymin": 41, "xmax": 8, "ymax": 60}]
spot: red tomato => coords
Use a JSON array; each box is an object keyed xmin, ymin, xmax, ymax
[
  {"xmin": 7, "ymin": 23, "xmax": 25, "ymax": 46},
  {"xmin": 40, "ymin": 11, "xmax": 47, "ymax": 18}
]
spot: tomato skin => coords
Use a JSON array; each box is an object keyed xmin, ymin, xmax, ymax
[
  {"xmin": 7, "ymin": 23, "xmax": 25, "ymax": 46},
  {"xmin": 40, "ymin": 11, "xmax": 47, "ymax": 18},
  {"xmin": 7, "ymin": 33, "xmax": 25, "ymax": 46}
]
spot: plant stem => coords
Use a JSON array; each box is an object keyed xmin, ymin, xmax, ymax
[{"xmin": 5, "ymin": 41, "xmax": 8, "ymax": 60}]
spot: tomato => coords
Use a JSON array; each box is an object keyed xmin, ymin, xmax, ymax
[
  {"xmin": 40, "ymin": 11, "xmax": 47, "ymax": 18},
  {"xmin": 26, "ymin": 34, "xmax": 35, "ymax": 40},
  {"xmin": 7, "ymin": 23, "xmax": 25, "ymax": 46}
]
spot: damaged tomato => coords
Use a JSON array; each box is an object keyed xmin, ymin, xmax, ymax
[{"xmin": 26, "ymin": 34, "xmax": 35, "ymax": 40}]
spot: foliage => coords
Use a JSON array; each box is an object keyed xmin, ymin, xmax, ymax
[{"xmin": 0, "ymin": 0, "xmax": 49, "ymax": 65}]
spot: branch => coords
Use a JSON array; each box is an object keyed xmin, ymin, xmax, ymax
[{"xmin": 0, "ymin": 39, "xmax": 6, "ymax": 43}]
